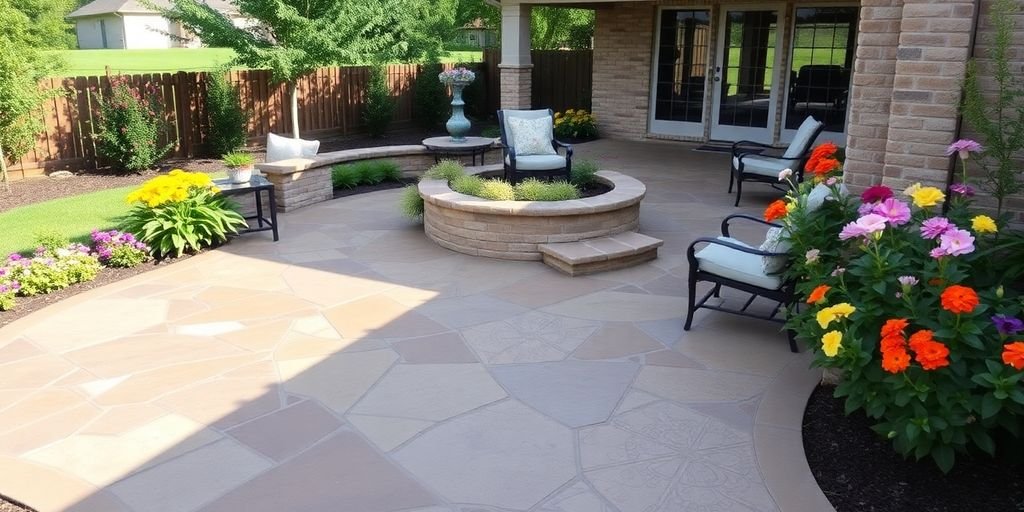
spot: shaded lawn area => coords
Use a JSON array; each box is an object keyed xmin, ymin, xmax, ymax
[
  {"xmin": 0, "ymin": 186, "xmax": 133, "ymax": 256},
  {"xmin": 49, "ymin": 49, "xmax": 484, "ymax": 77}
]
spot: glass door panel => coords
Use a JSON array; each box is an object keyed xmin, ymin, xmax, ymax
[
  {"xmin": 711, "ymin": 9, "xmax": 781, "ymax": 143},
  {"xmin": 649, "ymin": 9, "xmax": 712, "ymax": 138},
  {"xmin": 782, "ymin": 6, "xmax": 859, "ymax": 144}
]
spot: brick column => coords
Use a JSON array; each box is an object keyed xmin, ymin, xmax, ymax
[
  {"xmin": 591, "ymin": 3, "xmax": 654, "ymax": 140},
  {"xmin": 499, "ymin": 3, "xmax": 533, "ymax": 110},
  {"xmin": 844, "ymin": 0, "xmax": 903, "ymax": 188},
  {"xmin": 881, "ymin": 0, "xmax": 977, "ymax": 191}
]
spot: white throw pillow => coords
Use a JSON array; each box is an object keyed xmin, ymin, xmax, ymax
[
  {"xmin": 760, "ymin": 227, "xmax": 791, "ymax": 275},
  {"xmin": 507, "ymin": 116, "xmax": 557, "ymax": 156},
  {"xmin": 266, "ymin": 132, "xmax": 320, "ymax": 162}
]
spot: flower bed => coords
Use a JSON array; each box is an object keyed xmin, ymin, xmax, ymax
[{"xmin": 776, "ymin": 141, "xmax": 1024, "ymax": 473}]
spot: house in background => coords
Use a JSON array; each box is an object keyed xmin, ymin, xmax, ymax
[
  {"xmin": 457, "ymin": 19, "xmax": 499, "ymax": 48},
  {"xmin": 497, "ymin": 0, "xmax": 1013, "ymax": 203},
  {"xmin": 67, "ymin": 0, "xmax": 243, "ymax": 49}
]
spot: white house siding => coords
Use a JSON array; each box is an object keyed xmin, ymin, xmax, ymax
[
  {"xmin": 122, "ymin": 14, "xmax": 174, "ymax": 49},
  {"xmin": 75, "ymin": 15, "xmax": 125, "ymax": 49}
]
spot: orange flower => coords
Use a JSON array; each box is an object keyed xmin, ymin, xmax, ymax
[
  {"xmin": 809, "ymin": 142, "xmax": 838, "ymax": 162},
  {"xmin": 880, "ymin": 335, "xmax": 905, "ymax": 354},
  {"xmin": 913, "ymin": 340, "xmax": 950, "ymax": 370},
  {"xmin": 764, "ymin": 200, "xmax": 788, "ymax": 222},
  {"xmin": 907, "ymin": 329, "xmax": 935, "ymax": 352},
  {"xmin": 880, "ymin": 318, "xmax": 909, "ymax": 339},
  {"xmin": 882, "ymin": 348, "xmax": 911, "ymax": 374},
  {"xmin": 1003, "ymin": 342, "xmax": 1024, "ymax": 370},
  {"xmin": 807, "ymin": 285, "xmax": 830, "ymax": 304},
  {"xmin": 940, "ymin": 285, "xmax": 980, "ymax": 315},
  {"xmin": 810, "ymin": 158, "xmax": 840, "ymax": 176}
]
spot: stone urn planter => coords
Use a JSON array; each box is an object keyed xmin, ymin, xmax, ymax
[{"xmin": 439, "ymin": 68, "xmax": 477, "ymax": 143}]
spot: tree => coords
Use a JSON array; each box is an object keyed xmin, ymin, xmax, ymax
[
  {"xmin": 164, "ymin": 0, "xmax": 454, "ymax": 138},
  {"xmin": 0, "ymin": 0, "xmax": 63, "ymax": 189},
  {"xmin": 8, "ymin": 0, "xmax": 77, "ymax": 49},
  {"xmin": 531, "ymin": 7, "xmax": 593, "ymax": 50}
]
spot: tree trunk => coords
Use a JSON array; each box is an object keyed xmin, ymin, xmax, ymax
[
  {"xmin": 0, "ymin": 145, "xmax": 9, "ymax": 193},
  {"xmin": 288, "ymin": 81, "xmax": 300, "ymax": 139}
]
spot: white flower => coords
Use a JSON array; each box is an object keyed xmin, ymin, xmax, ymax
[
  {"xmin": 805, "ymin": 249, "xmax": 820, "ymax": 264},
  {"xmin": 778, "ymin": 168, "xmax": 793, "ymax": 182}
]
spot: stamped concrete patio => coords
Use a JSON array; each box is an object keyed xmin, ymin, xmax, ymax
[{"xmin": 0, "ymin": 139, "xmax": 831, "ymax": 512}]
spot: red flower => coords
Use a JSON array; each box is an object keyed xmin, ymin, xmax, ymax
[
  {"xmin": 880, "ymin": 335, "xmax": 906, "ymax": 354},
  {"xmin": 764, "ymin": 200, "xmax": 788, "ymax": 222},
  {"xmin": 940, "ymin": 285, "xmax": 980, "ymax": 315},
  {"xmin": 912, "ymin": 339, "xmax": 950, "ymax": 370},
  {"xmin": 1003, "ymin": 342, "xmax": 1024, "ymax": 370},
  {"xmin": 861, "ymin": 185, "xmax": 893, "ymax": 204},
  {"xmin": 807, "ymin": 285, "xmax": 830, "ymax": 304},
  {"xmin": 882, "ymin": 348, "xmax": 911, "ymax": 374},
  {"xmin": 880, "ymin": 318, "xmax": 909, "ymax": 339}
]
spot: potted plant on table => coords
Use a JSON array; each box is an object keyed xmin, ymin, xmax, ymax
[{"xmin": 222, "ymin": 152, "xmax": 255, "ymax": 184}]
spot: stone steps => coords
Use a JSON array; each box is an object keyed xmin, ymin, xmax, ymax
[{"xmin": 538, "ymin": 232, "xmax": 664, "ymax": 276}]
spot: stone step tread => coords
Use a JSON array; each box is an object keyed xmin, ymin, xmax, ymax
[{"xmin": 538, "ymin": 232, "xmax": 664, "ymax": 265}]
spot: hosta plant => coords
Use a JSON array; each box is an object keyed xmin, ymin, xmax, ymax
[
  {"xmin": 122, "ymin": 170, "xmax": 247, "ymax": 258},
  {"xmin": 778, "ymin": 141, "xmax": 1024, "ymax": 472}
]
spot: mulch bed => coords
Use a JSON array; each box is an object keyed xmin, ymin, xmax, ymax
[
  {"xmin": 804, "ymin": 385, "xmax": 1024, "ymax": 512},
  {"xmin": 0, "ymin": 496, "xmax": 33, "ymax": 512}
]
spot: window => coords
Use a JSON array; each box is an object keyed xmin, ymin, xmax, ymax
[
  {"xmin": 653, "ymin": 10, "xmax": 711, "ymax": 124},
  {"xmin": 785, "ymin": 7, "xmax": 859, "ymax": 133}
]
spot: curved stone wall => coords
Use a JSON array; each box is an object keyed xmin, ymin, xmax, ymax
[{"xmin": 419, "ymin": 171, "xmax": 646, "ymax": 261}]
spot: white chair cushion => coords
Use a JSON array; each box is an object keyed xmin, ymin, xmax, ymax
[
  {"xmin": 507, "ymin": 116, "xmax": 557, "ymax": 156},
  {"xmin": 733, "ymin": 154, "xmax": 800, "ymax": 177},
  {"xmin": 759, "ymin": 227, "xmax": 791, "ymax": 274},
  {"xmin": 783, "ymin": 116, "xmax": 821, "ymax": 159},
  {"xmin": 505, "ymin": 154, "xmax": 567, "ymax": 171},
  {"xmin": 266, "ymin": 132, "xmax": 320, "ymax": 163},
  {"xmin": 694, "ymin": 237, "xmax": 783, "ymax": 290},
  {"xmin": 501, "ymin": 109, "xmax": 552, "ymax": 146}
]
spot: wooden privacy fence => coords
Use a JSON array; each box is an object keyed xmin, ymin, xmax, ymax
[
  {"xmin": 482, "ymin": 49, "xmax": 594, "ymax": 115},
  {"xmin": 10, "ymin": 64, "xmax": 462, "ymax": 179}
]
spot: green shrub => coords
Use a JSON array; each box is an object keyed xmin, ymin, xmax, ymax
[
  {"xmin": 399, "ymin": 185, "xmax": 425, "ymax": 219},
  {"xmin": 90, "ymin": 229, "xmax": 150, "ymax": 268},
  {"xmin": 477, "ymin": 179, "xmax": 516, "ymax": 201},
  {"xmin": 521, "ymin": 180, "xmax": 580, "ymax": 201},
  {"xmin": 413, "ymin": 62, "xmax": 449, "ymax": 129},
  {"xmin": 570, "ymin": 160, "xmax": 599, "ymax": 187},
  {"xmin": 451, "ymin": 174, "xmax": 485, "ymax": 197},
  {"xmin": 553, "ymin": 109, "xmax": 598, "ymax": 139},
  {"xmin": 92, "ymin": 76, "xmax": 173, "ymax": 172},
  {"xmin": 121, "ymin": 170, "xmax": 247, "ymax": 258},
  {"xmin": 0, "ymin": 288, "xmax": 14, "ymax": 311},
  {"xmin": 33, "ymin": 230, "xmax": 70, "ymax": 255},
  {"xmin": 4, "ymin": 245, "xmax": 101, "ymax": 297},
  {"xmin": 206, "ymin": 71, "xmax": 248, "ymax": 157},
  {"xmin": 422, "ymin": 160, "xmax": 466, "ymax": 182},
  {"xmin": 332, "ymin": 160, "xmax": 401, "ymax": 189},
  {"xmin": 363, "ymin": 66, "xmax": 395, "ymax": 137},
  {"xmin": 480, "ymin": 125, "xmax": 501, "ymax": 139}
]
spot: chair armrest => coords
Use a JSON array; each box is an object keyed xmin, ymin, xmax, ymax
[
  {"xmin": 732, "ymin": 140, "xmax": 773, "ymax": 157},
  {"xmin": 687, "ymin": 236, "xmax": 788, "ymax": 260},
  {"xmin": 721, "ymin": 214, "xmax": 781, "ymax": 237},
  {"xmin": 553, "ymin": 140, "xmax": 574, "ymax": 158},
  {"xmin": 505, "ymin": 145, "xmax": 517, "ymax": 169}
]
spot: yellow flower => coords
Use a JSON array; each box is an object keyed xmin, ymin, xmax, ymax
[
  {"xmin": 911, "ymin": 186, "xmax": 945, "ymax": 208},
  {"xmin": 971, "ymin": 215, "xmax": 997, "ymax": 234},
  {"xmin": 903, "ymin": 183, "xmax": 922, "ymax": 197},
  {"xmin": 816, "ymin": 303, "xmax": 856, "ymax": 329},
  {"xmin": 785, "ymin": 201, "xmax": 796, "ymax": 213},
  {"xmin": 821, "ymin": 331, "xmax": 843, "ymax": 357}
]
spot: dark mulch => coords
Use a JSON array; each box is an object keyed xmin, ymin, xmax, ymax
[
  {"xmin": 804, "ymin": 385, "xmax": 1024, "ymax": 512},
  {"xmin": 0, "ymin": 255, "xmax": 195, "ymax": 329}
]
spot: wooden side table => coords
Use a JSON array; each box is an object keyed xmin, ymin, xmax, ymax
[{"xmin": 214, "ymin": 176, "xmax": 280, "ymax": 242}]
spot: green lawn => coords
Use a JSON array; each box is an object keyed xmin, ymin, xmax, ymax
[
  {"xmin": 0, "ymin": 186, "xmax": 134, "ymax": 256},
  {"xmin": 48, "ymin": 49, "xmax": 484, "ymax": 77}
]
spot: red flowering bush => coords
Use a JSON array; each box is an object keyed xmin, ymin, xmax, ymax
[
  {"xmin": 783, "ymin": 142, "xmax": 1024, "ymax": 473},
  {"xmin": 92, "ymin": 76, "xmax": 172, "ymax": 172}
]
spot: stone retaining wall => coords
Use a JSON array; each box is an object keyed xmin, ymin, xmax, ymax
[
  {"xmin": 255, "ymin": 142, "xmax": 501, "ymax": 212},
  {"xmin": 420, "ymin": 171, "xmax": 646, "ymax": 261}
]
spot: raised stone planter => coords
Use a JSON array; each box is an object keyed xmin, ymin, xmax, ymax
[
  {"xmin": 419, "ymin": 171, "xmax": 647, "ymax": 261},
  {"xmin": 256, "ymin": 142, "xmax": 500, "ymax": 212}
]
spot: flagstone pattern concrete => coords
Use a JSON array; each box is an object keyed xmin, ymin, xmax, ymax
[{"xmin": 0, "ymin": 140, "xmax": 831, "ymax": 512}]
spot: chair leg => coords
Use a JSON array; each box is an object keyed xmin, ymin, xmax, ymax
[
  {"xmin": 734, "ymin": 177, "xmax": 743, "ymax": 207},
  {"xmin": 787, "ymin": 328, "xmax": 799, "ymax": 353},
  {"xmin": 684, "ymin": 271, "xmax": 698, "ymax": 331},
  {"xmin": 712, "ymin": 284, "xmax": 721, "ymax": 298},
  {"xmin": 728, "ymin": 170, "xmax": 734, "ymax": 193}
]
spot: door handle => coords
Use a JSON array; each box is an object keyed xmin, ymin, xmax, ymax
[{"xmin": 714, "ymin": 77, "xmax": 721, "ymax": 82}]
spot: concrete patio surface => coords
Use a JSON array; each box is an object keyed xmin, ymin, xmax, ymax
[{"xmin": 0, "ymin": 140, "xmax": 831, "ymax": 512}]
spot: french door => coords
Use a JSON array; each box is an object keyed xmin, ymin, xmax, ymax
[
  {"xmin": 648, "ymin": 8, "xmax": 713, "ymax": 138},
  {"xmin": 710, "ymin": 7, "xmax": 783, "ymax": 143}
]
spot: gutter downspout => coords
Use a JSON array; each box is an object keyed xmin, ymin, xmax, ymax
[{"xmin": 946, "ymin": 0, "xmax": 983, "ymax": 192}]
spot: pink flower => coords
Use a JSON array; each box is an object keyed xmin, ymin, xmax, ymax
[
  {"xmin": 805, "ymin": 249, "xmax": 820, "ymax": 264},
  {"xmin": 825, "ymin": 177, "xmax": 839, "ymax": 186},
  {"xmin": 871, "ymin": 198, "xmax": 912, "ymax": 226},
  {"xmin": 950, "ymin": 183, "xmax": 975, "ymax": 196},
  {"xmin": 930, "ymin": 246, "xmax": 948, "ymax": 259},
  {"xmin": 839, "ymin": 214, "xmax": 888, "ymax": 240},
  {"xmin": 860, "ymin": 185, "xmax": 893, "ymax": 204},
  {"xmin": 898, "ymin": 275, "xmax": 919, "ymax": 287},
  {"xmin": 938, "ymin": 228, "xmax": 976, "ymax": 256},
  {"xmin": 946, "ymin": 139, "xmax": 983, "ymax": 160},
  {"xmin": 920, "ymin": 217, "xmax": 952, "ymax": 240},
  {"xmin": 831, "ymin": 267, "xmax": 847, "ymax": 277},
  {"xmin": 857, "ymin": 203, "xmax": 875, "ymax": 216}
]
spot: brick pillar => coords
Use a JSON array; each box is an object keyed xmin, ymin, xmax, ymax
[
  {"xmin": 844, "ymin": 0, "xmax": 903, "ymax": 188},
  {"xmin": 499, "ymin": 3, "xmax": 533, "ymax": 110},
  {"xmin": 881, "ymin": 0, "xmax": 978, "ymax": 191},
  {"xmin": 845, "ymin": 0, "xmax": 979, "ymax": 191},
  {"xmin": 592, "ymin": 3, "xmax": 654, "ymax": 140}
]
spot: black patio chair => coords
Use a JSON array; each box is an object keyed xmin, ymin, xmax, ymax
[
  {"xmin": 729, "ymin": 116, "xmax": 825, "ymax": 206},
  {"xmin": 684, "ymin": 214, "xmax": 798, "ymax": 352},
  {"xmin": 497, "ymin": 109, "xmax": 572, "ymax": 184}
]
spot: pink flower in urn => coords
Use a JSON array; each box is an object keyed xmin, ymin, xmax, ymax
[{"xmin": 946, "ymin": 139, "xmax": 983, "ymax": 160}]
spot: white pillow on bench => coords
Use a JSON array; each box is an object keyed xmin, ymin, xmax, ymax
[{"xmin": 266, "ymin": 133, "xmax": 320, "ymax": 163}]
